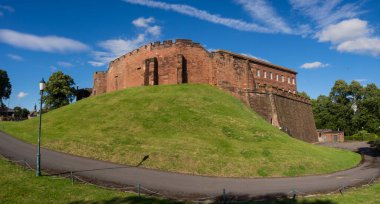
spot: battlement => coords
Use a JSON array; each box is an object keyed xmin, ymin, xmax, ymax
[
  {"xmin": 214, "ymin": 50, "xmax": 297, "ymax": 74},
  {"xmin": 253, "ymin": 84, "xmax": 310, "ymax": 104},
  {"xmin": 109, "ymin": 39, "xmax": 206, "ymax": 65}
]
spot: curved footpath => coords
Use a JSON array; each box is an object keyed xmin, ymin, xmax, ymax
[{"xmin": 0, "ymin": 131, "xmax": 379, "ymax": 200}]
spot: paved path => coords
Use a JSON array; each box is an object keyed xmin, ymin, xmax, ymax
[{"xmin": 0, "ymin": 131, "xmax": 379, "ymax": 200}]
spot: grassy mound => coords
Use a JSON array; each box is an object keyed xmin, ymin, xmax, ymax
[{"xmin": 0, "ymin": 84, "xmax": 360, "ymax": 177}]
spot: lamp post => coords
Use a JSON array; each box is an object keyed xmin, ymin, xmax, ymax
[{"xmin": 36, "ymin": 78, "xmax": 45, "ymax": 177}]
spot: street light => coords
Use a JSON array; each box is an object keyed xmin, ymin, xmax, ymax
[{"xmin": 36, "ymin": 78, "xmax": 45, "ymax": 177}]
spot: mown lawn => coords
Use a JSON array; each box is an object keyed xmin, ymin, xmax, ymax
[
  {"xmin": 0, "ymin": 84, "xmax": 360, "ymax": 177},
  {"xmin": 1, "ymin": 157, "xmax": 379, "ymax": 204},
  {"xmin": 0, "ymin": 157, "xmax": 180, "ymax": 204}
]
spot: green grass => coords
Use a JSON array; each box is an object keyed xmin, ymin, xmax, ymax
[
  {"xmin": 0, "ymin": 157, "xmax": 179, "ymax": 204},
  {"xmin": 1, "ymin": 156, "xmax": 379, "ymax": 204},
  {"xmin": 0, "ymin": 84, "xmax": 360, "ymax": 177}
]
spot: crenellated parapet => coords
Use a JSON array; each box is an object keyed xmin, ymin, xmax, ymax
[
  {"xmin": 252, "ymin": 84, "xmax": 310, "ymax": 104},
  {"xmin": 109, "ymin": 39, "xmax": 206, "ymax": 67}
]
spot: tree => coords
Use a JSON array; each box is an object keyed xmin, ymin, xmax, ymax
[
  {"xmin": 14, "ymin": 106, "xmax": 30, "ymax": 120},
  {"xmin": 312, "ymin": 79, "xmax": 380, "ymax": 136},
  {"xmin": 44, "ymin": 71, "xmax": 76, "ymax": 110},
  {"xmin": 0, "ymin": 69, "xmax": 11, "ymax": 106},
  {"xmin": 329, "ymin": 79, "xmax": 350, "ymax": 104},
  {"xmin": 298, "ymin": 91, "xmax": 310, "ymax": 99}
]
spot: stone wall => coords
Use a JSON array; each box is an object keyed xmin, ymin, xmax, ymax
[{"xmin": 92, "ymin": 39, "xmax": 318, "ymax": 143}]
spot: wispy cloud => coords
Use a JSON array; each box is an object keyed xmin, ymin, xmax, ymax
[
  {"xmin": 17, "ymin": 91, "xmax": 28, "ymax": 99},
  {"xmin": 0, "ymin": 29, "xmax": 89, "ymax": 53},
  {"xmin": 354, "ymin": 79, "xmax": 367, "ymax": 83},
  {"xmin": 235, "ymin": 0, "xmax": 292, "ymax": 34},
  {"xmin": 0, "ymin": 5, "xmax": 14, "ymax": 17},
  {"xmin": 123, "ymin": 0, "xmax": 274, "ymax": 33},
  {"xmin": 132, "ymin": 17, "xmax": 155, "ymax": 28},
  {"xmin": 300, "ymin": 61, "xmax": 329, "ymax": 69},
  {"xmin": 7, "ymin": 54, "xmax": 23, "ymax": 61},
  {"xmin": 89, "ymin": 17, "xmax": 161, "ymax": 67},
  {"xmin": 57, "ymin": 61, "xmax": 73, "ymax": 67},
  {"xmin": 289, "ymin": 0, "xmax": 361, "ymax": 28}
]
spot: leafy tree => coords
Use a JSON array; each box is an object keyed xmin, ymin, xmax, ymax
[
  {"xmin": 13, "ymin": 106, "xmax": 30, "ymax": 120},
  {"xmin": 0, "ymin": 69, "xmax": 11, "ymax": 106},
  {"xmin": 298, "ymin": 91, "xmax": 310, "ymax": 99},
  {"xmin": 312, "ymin": 79, "xmax": 380, "ymax": 136},
  {"xmin": 44, "ymin": 71, "xmax": 76, "ymax": 110},
  {"xmin": 329, "ymin": 80, "xmax": 350, "ymax": 104}
]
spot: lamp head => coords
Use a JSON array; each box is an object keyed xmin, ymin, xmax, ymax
[{"xmin": 39, "ymin": 78, "xmax": 46, "ymax": 91}]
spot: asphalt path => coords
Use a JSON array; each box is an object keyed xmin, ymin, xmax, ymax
[{"xmin": 0, "ymin": 131, "xmax": 379, "ymax": 200}]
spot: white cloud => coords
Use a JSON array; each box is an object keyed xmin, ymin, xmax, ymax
[
  {"xmin": 17, "ymin": 91, "xmax": 28, "ymax": 99},
  {"xmin": 317, "ymin": 18, "xmax": 371, "ymax": 43},
  {"xmin": 300, "ymin": 61, "xmax": 329, "ymax": 69},
  {"xmin": 317, "ymin": 19, "xmax": 380, "ymax": 56},
  {"xmin": 132, "ymin": 17, "xmax": 155, "ymax": 28},
  {"xmin": 123, "ymin": 0, "xmax": 274, "ymax": 33},
  {"xmin": 235, "ymin": 0, "xmax": 292, "ymax": 34},
  {"xmin": 57, "ymin": 61, "xmax": 73, "ymax": 67},
  {"xmin": 7, "ymin": 54, "xmax": 23, "ymax": 61},
  {"xmin": 89, "ymin": 16, "xmax": 162, "ymax": 67},
  {"xmin": 336, "ymin": 37, "xmax": 380, "ymax": 56},
  {"xmin": 0, "ymin": 29, "xmax": 89, "ymax": 53}
]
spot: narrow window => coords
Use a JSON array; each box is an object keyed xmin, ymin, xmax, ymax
[
  {"xmin": 270, "ymin": 72, "xmax": 273, "ymax": 80},
  {"xmin": 264, "ymin": 71, "xmax": 267, "ymax": 78},
  {"xmin": 281, "ymin": 75, "xmax": 284, "ymax": 82},
  {"xmin": 276, "ymin": 74, "xmax": 279, "ymax": 81},
  {"xmin": 256, "ymin": 69, "xmax": 260, "ymax": 77},
  {"xmin": 288, "ymin": 77, "xmax": 290, "ymax": 84},
  {"xmin": 292, "ymin": 78, "xmax": 295, "ymax": 84}
]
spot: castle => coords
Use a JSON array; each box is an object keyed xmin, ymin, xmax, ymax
[{"xmin": 92, "ymin": 39, "xmax": 317, "ymax": 143}]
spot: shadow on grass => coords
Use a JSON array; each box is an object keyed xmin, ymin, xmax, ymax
[
  {"xmin": 69, "ymin": 195, "xmax": 182, "ymax": 204},
  {"xmin": 213, "ymin": 193, "xmax": 338, "ymax": 204},
  {"xmin": 69, "ymin": 194, "xmax": 338, "ymax": 204}
]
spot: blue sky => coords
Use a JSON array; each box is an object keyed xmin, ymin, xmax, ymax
[{"xmin": 0, "ymin": 0, "xmax": 379, "ymax": 110}]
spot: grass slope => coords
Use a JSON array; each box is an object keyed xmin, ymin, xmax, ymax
[
  {"xmin": 0, "ymin": 157, "xmax": 179, "ymax": 204},
  {"xmin": 0, "ymin": 84, "xmax": 360, "ymax": 177},
  {"xmin": 1, "ymin": 157, "xmax": 379, "ymax": 204}
]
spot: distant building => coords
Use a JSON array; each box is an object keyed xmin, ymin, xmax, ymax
[
  {"xmin": 28, "ymin": 104, "xmax": 38, "ymax": 119},
  {"xmin": 317, "ymin": 129, "xmax": 344, "ymax": 143}
]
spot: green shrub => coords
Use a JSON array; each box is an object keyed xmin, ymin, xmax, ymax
[
  {"xmin": 372, "ymin": 139, "xmax": 380, "ymax": 151},
  {"xmin": 347, "ymin": 130, "xmax": 379, "ymax": 141}
]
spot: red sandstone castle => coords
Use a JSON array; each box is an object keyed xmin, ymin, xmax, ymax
[{"xmin": 92, "ymin": 39, "xmax": 317, "ymax": 143}]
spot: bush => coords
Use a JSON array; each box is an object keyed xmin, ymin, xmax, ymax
[
  {"xmin": 346, "ymin": 130, "xmax": 379, "ymax": 141},
  {"xmin": 372, "ymin": 140, "xmax": 380, "ymax": 151}
]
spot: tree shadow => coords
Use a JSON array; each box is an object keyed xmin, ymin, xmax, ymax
[
  {"xmin": 69, "ymin": 195, "xmax": 182, "ymax": 204},
  {"xmin": 69, "ymin": 194, "xmax": 339, "ymax": 204},
  {"xmin": 212, "ymin": 193, "xmax": 338, "ymax": 204}
]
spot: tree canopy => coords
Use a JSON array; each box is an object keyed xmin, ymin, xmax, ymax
[
  {"xmin": 44, "ymin": 71, "xmax": 76, "ymax": 110},
  {"xmin": 0, "ymin": 69, "xmax": 12, "ymax": 106},
  {"xmin": 312, "ymin": 80, "xmax": 380, "ymax": 136}
]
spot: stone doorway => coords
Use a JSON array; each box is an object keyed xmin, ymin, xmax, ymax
[
  {"xmin": 177, "ymin": 55, "xmax": 188, "ymax": 84},
  {"xmin": 144, "ymin": 58, "xmax": 158, "ymax": 86}
]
